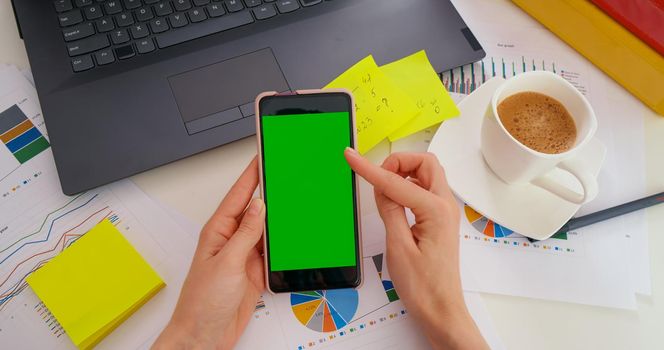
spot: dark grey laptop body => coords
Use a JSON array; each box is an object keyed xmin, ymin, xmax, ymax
[{"xmin": 12, "ymin": 0, "xmax": 484, "ymax": 194}]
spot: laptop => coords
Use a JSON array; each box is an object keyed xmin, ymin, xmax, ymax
[{"xmin": 11, "ymin": 0, "xmax": 485, "ymax": 195}]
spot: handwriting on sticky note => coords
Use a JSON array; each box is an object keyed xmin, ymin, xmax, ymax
[
  {"xmin": 325, "ymin": 55, "xmax": 419, "ymax": 154},
  {"xmin": 27, "ymin": 219, "xmax": 164, "ymax": 350},
  {"xmin": 381, "ymin": 50, "xmax": 460, "ymax": 141}
]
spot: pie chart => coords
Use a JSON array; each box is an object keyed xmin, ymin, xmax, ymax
[
  {"xmin": 464, "ymin": 205, "xmax": 514, "ymax": 238},
  {"xmin": 290, "ymin": 289, "xmax": 358, "ymax": 333}
]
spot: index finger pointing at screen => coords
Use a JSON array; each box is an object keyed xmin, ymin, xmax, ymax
[{"xmin": 344, "ymin": 148, "xmax": 435, "ymax": 211}]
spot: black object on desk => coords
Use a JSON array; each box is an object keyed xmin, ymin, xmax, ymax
[
  {"xmin": 530, "ymin": 191, "xmax": 664, "ymax": 242},
  {"xmin": 11, "ymin": 0, "xmax": 485, "ymax": 194}
]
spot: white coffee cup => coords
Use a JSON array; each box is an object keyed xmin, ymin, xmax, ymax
[{"xmin": 480, "ymin": 71, "xmax": 598, "ymax": 205}]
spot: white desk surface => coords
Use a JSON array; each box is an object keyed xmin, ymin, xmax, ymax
[{"xmin": 2, "ymin": 0, "xmax": 663, "ymax": 348}]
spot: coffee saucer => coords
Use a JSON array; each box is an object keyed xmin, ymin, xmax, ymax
[{"xmin": 428, "ymin": 77, "xmax": 606, "ymax": 240}]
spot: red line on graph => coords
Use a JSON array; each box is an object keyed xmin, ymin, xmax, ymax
[
  {"xmin": 0, "ymin": 207, "xmax": 110, "ymax": 296},
  {"xmin": 0, "ymin": 259, "xmax": 48, "ymax": 312}
]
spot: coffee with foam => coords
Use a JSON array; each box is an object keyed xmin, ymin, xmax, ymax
[{"xmin": 497, "ymin": 91, "xmax": 576, "ymax": 154}]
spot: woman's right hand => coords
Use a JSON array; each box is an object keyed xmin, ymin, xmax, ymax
[{"xmin": 344, "ymin": 149, "xmax": 488, "ymax": 350}]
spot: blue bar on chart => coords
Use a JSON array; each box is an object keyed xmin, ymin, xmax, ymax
[
  {"xmin": 441, "ymin": 55, "xmax": 561, "ymax": 94},
  {"xmin": 0, "ymin": 105, "xmax": 50, "ymax": 164}
]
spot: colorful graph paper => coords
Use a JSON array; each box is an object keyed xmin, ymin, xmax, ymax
[
  {"xmin": 0, "ymin": 105, "xmax": 49, "ymax": 164},
  {"xmin": 371, "ymin": 254, "xmax": 400, "ymax": 303},
  {"xmin": 464, "ymin": 204, "xmax": 569, "ymax": 240},
  {"xmin": 290, "ymin": 289, "xmax": 358, "ymax": 333},
  {"xmin": 442, "ymin": 56, "xmax": 559, "ymax": 95}
]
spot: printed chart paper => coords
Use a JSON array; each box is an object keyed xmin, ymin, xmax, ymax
[
  {"xmin": 158, "ymin": 199, "xmax": 505, "ymax": 350},
  {"xmin": 0, "ymin": 65, "xmax": 197, "ymax": 349},
  {"xmin": 434, "ymin": 5, "xmax": 648, "ymax": 304}
]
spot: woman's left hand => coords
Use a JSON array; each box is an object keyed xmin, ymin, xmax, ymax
[{"xmin": 153, "ymin": 157, "xmax": 266, "ymax": 350}]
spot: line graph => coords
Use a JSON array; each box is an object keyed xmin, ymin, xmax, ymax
[
  {"xmin": 0, "ymin": 191, "xmax": 120, "ymax": 309},
  {"xmin": 0, "ymin": 194, "xmax": 97, "ymax": 265},
  {"xmin": 0, "ymin": 178, "xmax": 193, "ymax": 350},
  {"xmin": 0, "ymin": 193, "xmax": 84, "ymax": 256},
  {"xmin": 1, "ymin": 68, "xmax": 196, "ymax": 350},
  {"xmin": 0, "ymin": 207, "xmax": 113, "ymax": 306}
]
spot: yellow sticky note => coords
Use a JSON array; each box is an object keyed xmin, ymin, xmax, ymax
[
  {"xmin": 26, "ymin": 219, "xmax": 165, "ymax": 350},
  {"xmin": 382, "ymin": 51, "xmax": 460, "ymax": 141},
  {"xmin": 325, "ymin": 55, "xmax": 419, "ymax": 154}
]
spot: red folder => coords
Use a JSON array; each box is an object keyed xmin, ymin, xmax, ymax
[{"xmin": 590, "ymin": 0, "xmax": 664, "ymax": 56}]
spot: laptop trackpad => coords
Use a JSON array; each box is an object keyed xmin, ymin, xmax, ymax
[{"xmin": 168, "ymin": 48, "xmax": 290, "ymax": 134}]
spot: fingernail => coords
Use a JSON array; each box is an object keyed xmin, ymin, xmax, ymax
[
  {"xmin": 345, "ymin": 147, "xmax": 359, "ymax": 157},
  {"xmin": 248, "ymin": 198, "xmax": 263, "ymax": 215}
]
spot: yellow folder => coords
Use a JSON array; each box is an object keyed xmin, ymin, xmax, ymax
[{"xmin": 511, "ymin": 0, "xmax": 664, "ymax": 116}]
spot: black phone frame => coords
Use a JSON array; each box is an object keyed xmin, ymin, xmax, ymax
[{"xmin": 258, "ymin": 91, "xmax": 361, "ymax": 293}]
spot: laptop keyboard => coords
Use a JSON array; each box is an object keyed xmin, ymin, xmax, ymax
[{"xmin": 55, "ymin": 0, "xmax": 325, "ymax": 73}]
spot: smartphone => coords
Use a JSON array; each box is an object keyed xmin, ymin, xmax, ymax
[{"xmin": 255, "ymin": 89, "xmax": 362, "ymax": 293}]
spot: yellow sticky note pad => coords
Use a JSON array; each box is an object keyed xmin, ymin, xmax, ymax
[
  {"xmin": 26, "ymin": 219, "xmax": 165, "ymax": 350},
  {"xmin": 382, "ymin": 51, "xmax": 460, "ymax": 141},
  {"xmin": 325, "ymin": 55, "xmax": 419, "ymax": 154}
]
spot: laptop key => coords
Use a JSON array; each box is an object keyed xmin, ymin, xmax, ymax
[
  {"xmin": 188, "ymin": 8, "xmax": 208, "ymax": 23},
  {"xmin": 67, "ymin": 34, "xmax": 110, "ymax": 56},
  {"xmin": 71, "ymin": 55, "xmax": 94, "ymax": 72},
  {"xmin": 94, "ymin": 48, "xmax": 115, "ymax": 65},
  {"xmin": 123, "ymin": 0, "xmax": 141, "ymax": 10},
  {"xmin": 74, "ymin": 0, "xmax": 92, "ymax": 7},
  {"xmin": 54, "ymin": 0, "xmax": 73, "ymax": 13},
  {"xmin": 225, "ymin": 0, "xmax": 244, "ymax": 12},
  {"xmin": 63, "ymin": 22, "xmax": 95, "ymax": 42},
  {"xmin": 104, "ymin": 1, "xmax": 123, "ymax": 15},
  {"xmin": 206, "ymin": 3, "xmax": 225, "ymax": 17},
  {"xmin": 136, "ymin": 38, "xmax": 156, "ymax": 53},
  {"xmin": 253, "ymin": 4, "xmax": 276, "ymax": 20},
  {"xmin": 115, "ymin": 44, "xmax": 136, "ymax": 59},
  {"xmin": 299, "ymin": 0, "xmax": 321, "ymax": 6},
  {"xmin": 96, "ymin": 17, "xmax": 115, "ymax": 32},
  {"xmin": 193, "ymin": 0, "xmax": 211, "ymax": 6},
  {"xmin": 116, "ymin": 12, "xmax": 135, "ymax": 26},
  {"xmin": 154, "ymin": 2, "xmax": 173, "ymax": 16},
  {"xmin": 156, "ymin": 10, "xmax": 253, "ymax": 48},
  {"xmin": 130, "ymin": 23, "xmax": 149, "ymax": 38},
  {"xmin": 244, "ymin": 0, "xmax": 262, "ymax": 7},
  {"xmin": 150, "ymin": 18, "xmax": 170, "ymax": 33},
  {"xmin": 135, "ymin": 6, "xmax": 155, "ymax": 21},
  {"xmin": 83, "ymin": 5, "xmax": 103, "ymax": 20},
  {"xmin": 276, "ymin": 0, "xmax": 299, "ymax": 13},
  {"xmin": 58, "ymin": 10, "xmax": 83, "ymax": 27},
  {"xmin": 169, "ymin": 13, "xmax": 189, "ymax": 28},
  {"xmin": 111, "ymin": 28, "xmax": 131, "ymax": 44},
  {"xmin": 173, "ymin": 0, "xmax": 193, "ymax": 11}
]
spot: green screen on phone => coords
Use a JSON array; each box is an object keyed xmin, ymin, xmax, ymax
[{"xmin": 261, "ymin": 111, "xmax": 357, "ymax": 272}]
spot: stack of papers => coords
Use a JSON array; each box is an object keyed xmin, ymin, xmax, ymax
[
  {"xmin": 0, "ymin": 63, "xmax": 196, "ymax": 349},
  {"xmin": 325, "ymin": 51, "xmax": 459, "ymax": 154},
  {"xmin": 156, "ymin": 199, "xmax": 506, "ymax": 350},
  {"xmin": 0, "ymin": 62, "xmax": 499, "ymax": 349},
  {"xmin": 27, "ymin": 220, "xmax": 165, "ymax": 350},
  {"xmin": 391, "ymin": 0, "xmax": 651, "ymax": 310}
]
